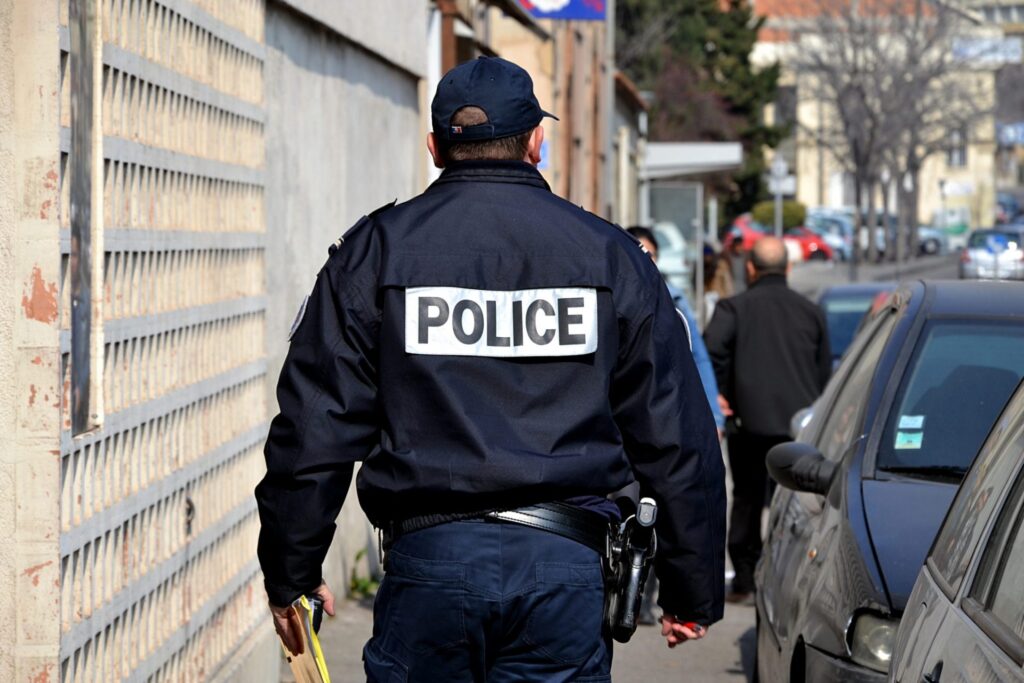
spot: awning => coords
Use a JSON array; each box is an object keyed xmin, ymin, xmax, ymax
[{"xmin": 642, "ymin": 142, "xmax": 744, "ymax": 180}]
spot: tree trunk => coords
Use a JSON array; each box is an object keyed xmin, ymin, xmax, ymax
[
  {"xmin": 895, "ymin": 184, "xmax": 907, "ymax": 265},
  {"xmin": 908, "ymin": 166, "xmax": 921, "ymax": 259},
  {"xmin": 850, "ymin": 177, "xmax": 862, "ymax": 282},
  {"xmin": 866, "ymin": 180, "xmax": 879, "ymax": 264},
  {"xmin": 882, "ymin": 180, "xmax": 895, "ymax": 262}
]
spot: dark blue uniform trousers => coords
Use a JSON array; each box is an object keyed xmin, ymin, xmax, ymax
[{"xmin": 363, "ymin": 520, "xmax": 612, "ymax": 682}]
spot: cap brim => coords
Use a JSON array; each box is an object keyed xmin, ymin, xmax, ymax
[{"xmin": 541, "ymin": 109, "xmax": 559, "ymax": 122}]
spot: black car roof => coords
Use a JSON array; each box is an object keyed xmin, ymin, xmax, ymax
[{"xmin": 916, "ymin": 280, "xmax": 1024, "ymax": 319}]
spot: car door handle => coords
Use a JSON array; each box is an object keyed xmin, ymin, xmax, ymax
[{"xmin": 923, "ymin": 661, "xmax": 942, "ymax": 683}]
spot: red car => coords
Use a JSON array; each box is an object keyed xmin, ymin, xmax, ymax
[
  {"xmin": 724, "ymin": 216, "xmax": 834, "ymax": 261},
  {"xmin": 784, "ymin": 226, "xmax": 834, "ymax": 261},
  {"xmin": 724, "ymin": 215, "xmax": 770, "ymax": 251}
]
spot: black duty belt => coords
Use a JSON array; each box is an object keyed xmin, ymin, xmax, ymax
[{"xmin": 383, "ymin": 501, "xmax": 610, "ymax": 556}]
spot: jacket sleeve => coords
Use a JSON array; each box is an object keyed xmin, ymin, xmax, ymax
[
  {"xmin": 611, "ymin": 266, "xmax": 727, "ymax": 625},
  {"xmin": 703, "ymin": 298, "xmax": 738, "ymax": 406},
  {"xmin": 678, "ymin": 300, "xmax": 725, "ymax": 429},
  {"xmin": 255, "ymin": 220, "xmax": 381, "ymax": 607}
]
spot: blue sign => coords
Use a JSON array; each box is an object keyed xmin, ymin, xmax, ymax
[
  {"xmin": 998, "ymin": 122, "xmax": 1024, "ymax": 146},
  {"xmin": 521, "ymin": 0, "xmax": 606, "ymax": 20},
  {"xmin": 538, "ymin": 139, "xmax": 551, "ymax": 170}
]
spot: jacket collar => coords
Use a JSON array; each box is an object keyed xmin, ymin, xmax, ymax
[
  {"xmin": 750, "ymin": 272, "xmax": 788, "ymax": 289},
  {"xmin": 430, "ymin": 160, "xmax": 551, "ymax": 192}
]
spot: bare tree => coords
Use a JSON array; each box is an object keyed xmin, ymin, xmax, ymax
[{"xmin": 790, "ymin": 0, "xmax": 993, "ymax": 272}]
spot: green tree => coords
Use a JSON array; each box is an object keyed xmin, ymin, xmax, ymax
[{"xmin": 617, "ymin": 0, "xmax": 785, "ymax": 226}]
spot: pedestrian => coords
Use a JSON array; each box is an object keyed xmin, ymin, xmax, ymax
[
  {"xmin": 703, "ymin": 236, "xmax": 831, "ymax": 603},
  {"xmin": 702, "ymin": 244, "xmax": 734, "ymax": 322},
  {"xmin": 256, "ymin": 56, "xmax": 726, "ymax": 683}
]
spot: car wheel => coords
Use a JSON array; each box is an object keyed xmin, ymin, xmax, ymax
[
  {"xmin": 809, "ymin": 250, "xmax": 829, "ymax": 261},
  {"xmin": 921, "ymin": 239, "xmax": 939, "ymax": 255}
]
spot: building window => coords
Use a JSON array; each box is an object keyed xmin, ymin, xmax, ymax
[{"xmin": 948, "ymin": 128, "xmax": 967, "ymax": 168}]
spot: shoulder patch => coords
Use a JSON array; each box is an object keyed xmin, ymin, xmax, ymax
[{"xmin": 328, "ymin": 199, "xmax": 396, "ymax": 256}]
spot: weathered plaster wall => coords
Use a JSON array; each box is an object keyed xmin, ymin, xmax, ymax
[
  {"xmin": 274, "ymin": 0, "xmax": 427, "ymax": 79},
  {"xmin": 0, "ymin": 1, "xmax": 62, "ymax": 681},
  {"xmin": 263, "ymin": 0, "xmax": 420, "ymax": 606}
]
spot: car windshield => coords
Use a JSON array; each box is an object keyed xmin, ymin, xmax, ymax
[
  {"xmin": 967, "ymin": 230, "xmax": 1023, "ymax": 250},
  {"xmin": 877, "ymin": 320, "xmax": 1024, "ymax": 477},
  {"xmin": 820, "ymin": 295, "xmax": 877, "ymax": 358}
]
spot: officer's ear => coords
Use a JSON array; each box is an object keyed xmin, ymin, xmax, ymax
[
  {"xmin": 526, "ymin": 126, "xmax": 544, "ymax": 166},
  {"xmin": 427, "ymin": 132, "xmax": 445, "ymax": 169}
]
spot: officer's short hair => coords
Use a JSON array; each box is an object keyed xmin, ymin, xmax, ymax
[{"xmin": 438, "ymin": 107, "xmax": 533, "ymax": 163}]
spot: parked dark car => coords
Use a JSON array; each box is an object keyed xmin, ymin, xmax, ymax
[
  {"xmin": 818, "ymin": 283, "xmax": 895, "ymax": 369},
  {"xmin": 755, "ymin": 280, "xmax": 1024, "ymax": 682},
  {"xmin": 890, "ymin": 378, "xmax": 1024, "ymax": 683}
]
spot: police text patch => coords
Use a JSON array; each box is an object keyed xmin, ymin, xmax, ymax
[{"xmin": 405, "ymin": 286, "xmax": 598, "ymax": 357}]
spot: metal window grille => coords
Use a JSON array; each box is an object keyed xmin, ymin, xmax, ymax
[{"xmin": 59, "ymin": 0, "xmax": 268, "ymax": 680}]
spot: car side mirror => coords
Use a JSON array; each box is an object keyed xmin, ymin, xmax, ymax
[{"xmin": 766, "ymin": 442, "xmax": 837, "ymax": 496}]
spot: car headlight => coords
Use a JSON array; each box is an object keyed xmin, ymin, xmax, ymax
[{"xmin": 849, "ymin": 613, "xmax": 899, "ymax": 673}]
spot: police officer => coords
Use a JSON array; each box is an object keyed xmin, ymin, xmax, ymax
[{"xmin": 256, "ymin": 56, "xmax": 726, "ymax": 682}]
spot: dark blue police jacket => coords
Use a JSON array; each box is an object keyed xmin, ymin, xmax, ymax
[{"xmin": 255, "ymin": 160, "xmax": 726, "ymax": 625}]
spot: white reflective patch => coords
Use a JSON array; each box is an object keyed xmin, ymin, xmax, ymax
[
  {"xmin": 288, "ymin": 295, "xmax": 309, "ymax": 341},
  {"xmin": 405, "ymin": 286, "xmax": 598, "ymax": 357}
]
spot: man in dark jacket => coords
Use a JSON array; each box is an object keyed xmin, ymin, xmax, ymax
[
  {"xmin": 704, "ymin": 236, "xmax": 830, "ymax": 601},
  {"xmin": 256, "ymin": 56, "xmax": 726, "ymax": 682}
]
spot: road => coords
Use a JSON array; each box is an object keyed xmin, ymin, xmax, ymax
[
  {"xmin": 281, "ymin": 253, "xmax": 958, "ymax": 682},
  {"xmin": 788, "ymin": 252, "xmax": 959, "ymax": 300}
]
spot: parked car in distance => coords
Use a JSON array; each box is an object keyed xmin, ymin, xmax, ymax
[
  {"xmin": 724, "ymin": 214, "xmax": 770, "ymax": 252},
  {"xmin": 890, "ymin": 378, "xmax": 1024, "ymax": 683},
  {"xmin": 785, "ymin": 226, "xmax": 834, "ymax": 261},
  {"xmin": 959, "ymin": 227, "xmax": 1024, "ymax": 281},
  {"xmin": 818, "ymin": 283, "xmax": 895, "ymax": 369},
  {"xmin": 806, "ymin": 214, "xmax": 853, "ymax": 261},
  {"xmin": 756, "ymin": 280, "xmax": 1024, "ymax": 682},
  {"xmin": 915, "ymin": 226, "xmax": 948, "ymax": 256},
  {"xmin": 725, "ymin": 215, "xmax": 831, "ymax": 262}
]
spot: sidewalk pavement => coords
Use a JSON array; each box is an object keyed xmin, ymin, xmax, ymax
[{"xmin": 280, "ymin": 597, "xmax": 756, "ymax": 682}]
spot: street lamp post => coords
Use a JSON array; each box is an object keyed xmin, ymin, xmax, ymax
[{"xmin": 770, "ymin": 156, "xmax": 788, "ymax": 237}]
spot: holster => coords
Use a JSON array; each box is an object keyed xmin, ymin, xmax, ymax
[{"xmin": 603, "ymin": 499, "xmax": 657, "ymax": 643}]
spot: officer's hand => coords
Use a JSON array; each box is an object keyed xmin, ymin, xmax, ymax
[
  {"xmin": 270, "ymin": 582, "xmax": 337, "ymax": 656},
  {"xmin": 717, "ymin": 394, "xmax": 733, "ymax": 417},
  {"xmin": 271, "ymin": 602, "xmax": 305, "ymax": 656},
  {"xmin": 660, "ymin": 615, "xmax": 707, "ymax": 648}
]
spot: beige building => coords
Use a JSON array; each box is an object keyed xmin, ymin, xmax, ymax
[{"xmin": 754, "ymin": 9, "xmax": 1004, "ymax": 236}]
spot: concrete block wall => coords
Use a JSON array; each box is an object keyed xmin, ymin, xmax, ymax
[{"xmin": 0, "ymin": 1, "xmax": 63, "ymax": 681}]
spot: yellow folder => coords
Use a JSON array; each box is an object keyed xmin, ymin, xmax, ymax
[{"xmin": 282, "ymin": 595, "xmax": 331, "ymax": 683}]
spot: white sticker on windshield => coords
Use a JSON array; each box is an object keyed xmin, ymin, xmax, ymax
[
  {"xmin": 895, "ymin": 431, "xmax": 924, "ymax": 450},
  {"xmin": 898, "ymin": 415, "xmax": 925, "ymax": 430}
]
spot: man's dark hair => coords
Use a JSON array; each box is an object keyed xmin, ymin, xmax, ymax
[
  {"xmin": 749, "ymin": 237, "xmax": 788, "ymax": 275},
  {"xmin": 438, "ymin": 106, "xmax": 532, "ymax": 164},
  {"xmin": 626, "ymin": 226, "xmax": 658, "ymax": 250}
]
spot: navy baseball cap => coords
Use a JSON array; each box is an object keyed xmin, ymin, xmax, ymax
[{"xmin": 431, "ymin": 56, "xmax": 557, "ymax": 143}]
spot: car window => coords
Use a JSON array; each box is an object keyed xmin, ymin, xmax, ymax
[
  {"xmin": 820, "ymin": 295, "xmax": 879, "ymax": 359},
  {"xmin": 967, "ymin": 469, "xmax": 1024, "ymax": 661},
  {"xmin": 967, "ymin": 230, "xmax": 1023, "ymax": 250},
  {"xmin": 815, "ymin": 309, "xmax": 898, "ymax": 461},
  {"xmin": 929, "ymin": 394, "xmax": 1024, "ymax": 599},
  {"xmin": 876, "ymin": 321, "xmax": 1024, "ymax": 477}
]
